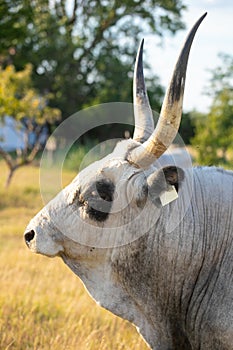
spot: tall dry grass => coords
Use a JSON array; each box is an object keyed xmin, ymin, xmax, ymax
[{"xmin": 0, "ymin": 161, "xmax": 148, "ymax": 350}]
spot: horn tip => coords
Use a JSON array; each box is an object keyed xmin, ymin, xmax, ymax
[
  {"xmin": 135, "ymin": 38, "xmax": 144, "ymax": 70},
  {"xmin": 138, "ymin": 38, "xmax": 144, "ymax": 52},
  {"xmin": 199, "ymin": 12, "xmax": 207, "ymax": 22},
  {"xmin": 202, "ymin": 12, "xmax": 207, "ymax": 19}
]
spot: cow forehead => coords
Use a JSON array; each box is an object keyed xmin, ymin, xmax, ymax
[{"xmin": 70, "ymin": 139, "xmax": 142, "ymax": 188}]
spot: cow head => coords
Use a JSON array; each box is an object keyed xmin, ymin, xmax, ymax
[{"xmin": 24, "ymin": 14, "xmax": 206, "ymax": 338}]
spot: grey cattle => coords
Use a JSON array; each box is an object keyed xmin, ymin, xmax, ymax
[{"xmin": 24, "ymin": 13, "xmax": 233, "ymax": 350}]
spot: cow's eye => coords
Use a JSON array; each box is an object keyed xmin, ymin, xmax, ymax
[
  {"xmin": 96, "ymin": 179, "xmax": 114, "ymax": 202},
  {"xmin": 86, "ymin": 179, "xmax": 115, "ymax": 222}
]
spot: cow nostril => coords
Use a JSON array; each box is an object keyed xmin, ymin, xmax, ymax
[{"xmin": 24, "ymin": 230, "xmax": 35, "ymax": 245}]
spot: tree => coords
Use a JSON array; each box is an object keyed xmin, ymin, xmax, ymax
[
  {"xmin": 191, "ymin": 54, "xmax": 233, "ymax": 165},
  {"xmin": 0, "ymin": 64, "xmax": 61, "ymax": 186},
  {"xmin": 1, "ymin": 0, "xmax": 186, "ymax": 119},
  {"xmin": 177, "ymin": 111, "xmax": 195, "ymax": 145},
  {"xmin": 0, "ymin": 0, "xmax": 32, "ymax": 64}
]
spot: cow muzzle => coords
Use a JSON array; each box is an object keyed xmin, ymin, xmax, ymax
[{"xmin": 24, "ymin": 222, "xmax": 64, "ymax": 257}]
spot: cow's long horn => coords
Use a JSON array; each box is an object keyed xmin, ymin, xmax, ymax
[
  {"xmin": 133, "ymin": 39, "xmax": 154, "ymax": 142},
  {"xmin": 128, "ymin": 13, "xmax": 207, "ymax": 168}
]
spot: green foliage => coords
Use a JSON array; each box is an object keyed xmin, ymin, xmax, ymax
[
  {"xmin": 177, "ymin": 111, "xmax": 195, "ymax": 145},
  {"xmin": 192, "ymin": 54, "xmax": 233, "ymax": 165},
  {"xmin": 64, "ymin": 142, "xmax": 98, "ymax": 172},
  {"xmin": 0, "ymin": 64, "xmax": 61, "ymax": 186},
  {"xmin": 0, "ymin": 0, "xmax": 32, "ymax": 61},
  {"xmin": 0, "ymin": 0, "xmax": 186, "ymax": 119},
  {"xmin": 0, "ymin": 64, "xmax": 60, "ymax": 122},
  {"xmin": 0, "ymin": 0, "xmax": 187, "ymax": 184},
  {"xmin": 207, "ymin": 53, "xmax": 233, "ymax": 98},
  {"xmin": 63, "ymin": 138, "xmax": 126, "ymax": 172}
]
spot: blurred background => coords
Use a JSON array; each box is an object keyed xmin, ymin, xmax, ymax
[{"xmin": 0, "ymin": 1, "xmax": 233, "ymax": 349}]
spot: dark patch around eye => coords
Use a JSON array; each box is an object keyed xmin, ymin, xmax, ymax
[
  {"xmin": 86, "ymin": 179, "xmax": 115, "ymax": 222},
  {"xmin": 86, "ymin": 205, "xmax": 110, "ymax": 222}
]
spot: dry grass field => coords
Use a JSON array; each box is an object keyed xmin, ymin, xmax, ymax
[{"xmin": 0, "ymin": 161, "xmax": 148, "ymax": 350}]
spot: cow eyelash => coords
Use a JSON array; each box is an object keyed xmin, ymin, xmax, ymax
[
  {"xmin": 70, "ymin": 188, "xmax": 86, "ymax": 207},
  {"xmin": 77, "ymin": 192, "xmax": 86, "ymax": 206}
]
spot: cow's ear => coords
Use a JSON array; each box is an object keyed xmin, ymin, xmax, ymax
[
  {"xmin": 162, "ymin": 166, "xmax": 185, "ymax": 192},
  {"xmin": 147, "ymin": 166, "xmax": 185, "ymax": 202}
]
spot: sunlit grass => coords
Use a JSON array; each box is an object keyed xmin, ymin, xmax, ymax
[{"xmin": 0, "ymin": 161, "xmax": 148, "ymax": 350}]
